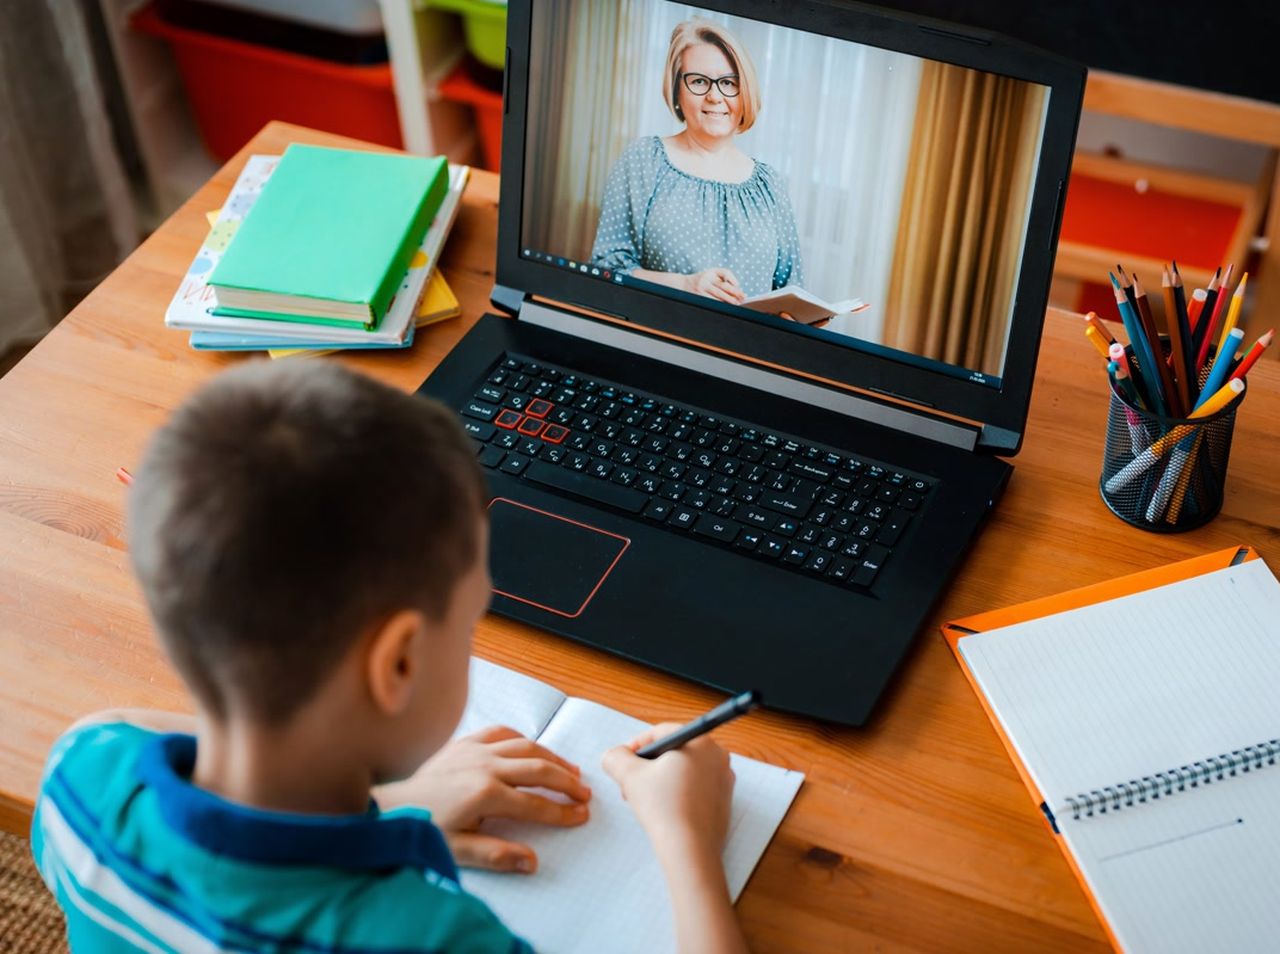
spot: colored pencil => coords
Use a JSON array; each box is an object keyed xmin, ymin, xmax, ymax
[
  {"xmin": 1192, "ymin": 267, "xmax": 1223, "ymax": 352},
  {"xmin": 1217, "ymin": 272, "xmax": 1248, "ymax": 353},
  {"xmin": 1230, "ymin": 329, "xmax": 1274, "ymax": 381},
  {"xmin": 1110, "ymin": 273, "xmax": 1163, "ymax": 414},
  {"xmin": 1167, "ymin": 264, "xmax": 1196, "ymax": 397},
  {"xmin": 1134, "ymin": 271, "xmax": 1181, "ymax": 415},
  {"xmin": 1084, "ymin": 310, "xmax": 1116, "ymax": 347},
  {"xmin": 1085, "ymin": 325, "xmax": 1112, "ymax": 359},
  {"xmin": 1187, "ymin": 287, "xmax": 1208, "ymax": 329},
  {"xmin": 1195, "ymin": 264, "xmax": 1233, "ymax": 373}
]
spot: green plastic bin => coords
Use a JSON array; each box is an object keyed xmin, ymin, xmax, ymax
[{"xmin": 431, "ymin": 0, "xmax": 506, "ymax": 70}]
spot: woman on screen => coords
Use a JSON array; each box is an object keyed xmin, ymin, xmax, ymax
[{"xmin": 591, "ymin": 19, "xmax": 804, "ymax": 306}]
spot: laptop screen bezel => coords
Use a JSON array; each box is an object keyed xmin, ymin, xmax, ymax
[{"xmin": 495, "ymin": 0, "xmax": 1086, "ymax": 451}]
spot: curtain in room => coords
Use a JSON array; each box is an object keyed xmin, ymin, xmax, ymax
[
  {"xmin": 523, "ymin": 0, "xmax": 646, "ymax": 260},
  {"xmin": 880, "ymin": 63, "xmax": 1046, "ymax": 378},
  {"xmin": 0, "ymin": 0, "xmax": 139, "ymax": 357}
]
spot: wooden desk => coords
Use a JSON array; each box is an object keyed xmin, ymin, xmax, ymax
[{"xmin": 2, "ymin": 122, "xmax": 1278, "ymax": 952}]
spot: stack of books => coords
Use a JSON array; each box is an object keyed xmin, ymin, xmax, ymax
[{"xmin": 166, "ymin": 144, "xmax": 469, "ymax": 355}]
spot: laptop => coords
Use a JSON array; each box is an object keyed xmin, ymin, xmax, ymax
[{"xmin": 418, "ymin": 0, "xmax": 1084, "ymax": 726}]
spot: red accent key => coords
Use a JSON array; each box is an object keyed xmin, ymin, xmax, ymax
[
  {"xmin": 525, "ymin": 399, "xmax": 553, "ymax": 419},
  {"xmin": 495, "ymin": 409, "xmax": 523, "ymax": 429},
  {"xmin": 542, "ymin": 423, "xmax": 569, "ymax": 444},
  {"xmin": 517, "ymin": 417, "xmax": 546, "ymax": 437}
]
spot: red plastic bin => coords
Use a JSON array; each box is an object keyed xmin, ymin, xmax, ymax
[
  {"xmin": 438, "ymin": 63, "xmax": 502, "ymax": 173},
  {"xmin": 133, "ymin": 2, "xmax": 401, "ymax": 161}
]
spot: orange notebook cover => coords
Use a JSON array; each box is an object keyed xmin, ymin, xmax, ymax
[{"xmin": 942, "ymin": 544, "xmax": 1258, "ymax": 951}]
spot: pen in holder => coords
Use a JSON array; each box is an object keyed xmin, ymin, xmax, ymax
[{"xmin": 1099, "ymin": 344, "xmax": 1245, "ymax": 532}]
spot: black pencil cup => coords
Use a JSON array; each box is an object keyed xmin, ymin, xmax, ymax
[{"xmin": 1099, "ymin": 375, "xmax": 1245, "ymax": 532}]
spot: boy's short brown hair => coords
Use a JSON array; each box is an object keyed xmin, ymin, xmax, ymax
[{"xmin": 128, "ymin": 361, "xmax": 486, "ymax": 725}]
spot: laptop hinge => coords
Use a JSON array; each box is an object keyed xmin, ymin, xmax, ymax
[
  {"xmin": 490, "ymin": 283, "xmax": 524, "ymax": 316},
  {"xmin": 976, "ymin": 424, "xmax": 1020, "ymax": 453},
  {"xmin": 519, "ymin": 299, "xmax": 982, "ymax": 452}
]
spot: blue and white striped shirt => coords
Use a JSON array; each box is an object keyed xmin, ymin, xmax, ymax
[{"xmin": 32, "ymin": 722, "xmax": 530, "ymax": 953}]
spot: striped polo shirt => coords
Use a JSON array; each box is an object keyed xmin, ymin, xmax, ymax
[{"xmin": 31, "ymin": 722, "xmax": 530, "ymax": 953}]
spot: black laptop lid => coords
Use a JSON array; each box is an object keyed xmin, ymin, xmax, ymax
[{"xmin": 495, "ymin": 0, "xmax": 1085, "ymax": 452}]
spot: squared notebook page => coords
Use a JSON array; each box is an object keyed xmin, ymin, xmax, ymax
[
  {"xmin": 958, "ymin": 559, "xmax": 1280, "ymax": 806},
  {"xmin": 452, "ymin": 657, "xmax": 567, "ymax": 742},
  {"xmin": 461, "ymin": 697, "xmax": 804, "ymax": 954}
]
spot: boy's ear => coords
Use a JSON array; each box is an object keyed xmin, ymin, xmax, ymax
[{"xmin": 365, "ymin": 609, "xmax": 429, "ymax": 716}]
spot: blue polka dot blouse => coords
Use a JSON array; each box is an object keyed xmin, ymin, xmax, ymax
[{"xmin": 590, "ymin": 136, "xmax": 804, "ymax": 298}]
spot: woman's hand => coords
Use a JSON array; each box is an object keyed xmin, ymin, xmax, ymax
[
  {"xmin": 684, "ymin": 268, "xmax": 746, "ymax": 305},
  {"xmin": 374, "ymin": 725, "xmax": 592, "ymax": 873}
]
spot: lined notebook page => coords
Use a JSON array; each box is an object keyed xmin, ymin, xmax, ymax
[
  {"xmin": 959, "ymin": 558, "xmax": 1280, "ymax": 953},
  {"xmin": 461, "ymin": 697, "xmax": 804, "ymax": 954},
  {"xmin": 959, "ymin": 559, "xmax": 1280, "ymax": 805},
  {"xmin": 453, "ymin": 657, "xmax": 568, "ymax": 742}
]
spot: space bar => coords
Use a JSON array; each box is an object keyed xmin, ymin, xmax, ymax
[{"xmin": 525, "ymin": 462, "xmax": 648, "ymax": 513}]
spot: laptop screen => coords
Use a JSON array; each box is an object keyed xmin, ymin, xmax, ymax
[{"xmin": 516, "ymin": 0, "xmax": 1053, "ymax": 391}]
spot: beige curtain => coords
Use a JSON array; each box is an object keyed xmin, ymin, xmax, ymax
[
  {"xmin": 881, "ymin": 63, "xmax": 1046, "ymax": 377},
  {"xmin": 522, "ymin": 0, "xmax": 646, "ymax": 261}
]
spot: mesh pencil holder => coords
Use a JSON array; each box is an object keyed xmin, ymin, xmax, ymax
[{"xmin": 1099, "ymin": 373, "xmax": 1245, "ymax": 532}]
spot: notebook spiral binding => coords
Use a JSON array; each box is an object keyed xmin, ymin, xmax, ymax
[{"xmin": 1063, "ymin": 739, "xmax": 1280, "ymax": 821}]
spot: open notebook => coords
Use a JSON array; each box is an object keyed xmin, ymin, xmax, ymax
[
  {"xmin": 954, "ymin": 556, "xmax": 1280, "ymax": 953},
  {"xmin": 452, "ymin": 659, "xmax": 804, "ymax": 953}
]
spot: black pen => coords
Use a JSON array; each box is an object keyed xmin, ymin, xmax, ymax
[{"xmin": 636, "ymin": 691, "xmax": 761, "ymax": 759}]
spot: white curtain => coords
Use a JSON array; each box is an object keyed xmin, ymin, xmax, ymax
[
  {"xmin": 0, "ymin": 0, "xmax": 139, "ymax": 357},
  {"xmin": 625, "ymin": 5, "xmax": 922, "ymax": 342}
]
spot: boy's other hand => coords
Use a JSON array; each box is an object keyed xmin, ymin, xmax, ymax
[
  {"xmin": 602, "ymin": 724, "xmax": 735, "ymax": 863},
  {"xmin": 375, "ymin": 725, "xmax": 591, "ymax": 874}
]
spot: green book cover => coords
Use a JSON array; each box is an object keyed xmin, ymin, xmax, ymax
[{"xmin": 209, "ymin": 145, "xmax": 448, "ymax": 325}]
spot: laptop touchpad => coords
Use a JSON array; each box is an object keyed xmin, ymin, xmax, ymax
[{"xmin": 488, "ymin": 498, "xmax": 630, "ymax": 619}]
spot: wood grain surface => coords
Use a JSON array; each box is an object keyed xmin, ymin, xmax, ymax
[{"xmin": 2, "ymin": 122, "xmax": 1278, "ymax": 952}]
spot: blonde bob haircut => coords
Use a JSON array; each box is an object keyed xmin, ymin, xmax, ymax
[{"xmin": 663, "ymin": 19, "xmax": 760, "ymax": 133}]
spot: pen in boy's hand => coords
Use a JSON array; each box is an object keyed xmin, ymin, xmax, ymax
[
  {"xmin": 116, "ymin": 467, "xmax": 134, "ymax": 486},
  {"xmin": 637, "ymin": 690, "xmax": 760, "ymax": 759}
]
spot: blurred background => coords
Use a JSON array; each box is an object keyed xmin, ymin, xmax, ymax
[{"xmin": 2, "ymin": 0, "xmax": 1278, "ymax": 377}]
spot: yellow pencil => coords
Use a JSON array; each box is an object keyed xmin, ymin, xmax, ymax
[
  {"xmin": 1217, "ymin": 272, "xmax": 1248, "ymax": 356},
  {"xmin": 1085, "ymin": 325, "xmax": 1112, "ymax": 359}
]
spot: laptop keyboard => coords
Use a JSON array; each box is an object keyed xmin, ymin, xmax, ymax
[{"xmin": 458, "ymin": 355, "xmax": 935, "ymax": 591}]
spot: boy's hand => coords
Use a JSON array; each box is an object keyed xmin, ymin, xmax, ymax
[
  {"xmin": 375, "ymin": 725, "xmax": 591, "ymax": 874},
  {"xmin": 602, "ymin": 723, "xmax": 735, "ymax": 864}
]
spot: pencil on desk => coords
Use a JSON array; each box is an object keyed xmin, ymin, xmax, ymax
[
  {"xmin": 1193, "ymin": 266, "xmax": 1228, "ymax": 365},
  {"xmin": 1217, "ymin": 272, "xmax": 1247, "ymax": 353}
]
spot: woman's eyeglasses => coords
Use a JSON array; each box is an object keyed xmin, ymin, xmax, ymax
[{"xmin": 681, "ymin": 72, "xmax": 740, "ymax": 98}]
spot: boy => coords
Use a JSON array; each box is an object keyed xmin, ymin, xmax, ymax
[{"xmin": 31, "ymin": 361, "xmax": 746, "ymax": 953}]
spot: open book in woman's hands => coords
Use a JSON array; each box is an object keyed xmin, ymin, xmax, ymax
[{"xmin": 740, "ymin": 284, "xmax": 869, "ymax": 324}]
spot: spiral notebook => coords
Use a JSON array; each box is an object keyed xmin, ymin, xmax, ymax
[{"xmin": 944, "ymin": 547, "xmax": 1280, "ymax": 953}]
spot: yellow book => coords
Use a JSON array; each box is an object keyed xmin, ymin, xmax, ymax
[{"xmin": 268, "ymin": 270, "xmax": 461, "ymax": 360}]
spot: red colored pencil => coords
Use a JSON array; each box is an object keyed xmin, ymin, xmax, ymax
[
  {"xmin": 1195, "ymin": 264, "xmax": 1233, "ymax": 371},
  {"xmin": 1230, "ymin": 329, "xmax": 1274, "ymax": 381}
]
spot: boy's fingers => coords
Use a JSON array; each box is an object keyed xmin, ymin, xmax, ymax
[
  {"xmin": 625, "ymin": 722, "xmax": 684, "ymax": 751},
  {"xmin": 447, "ymin": 832, "xmax": 537, "ymax": 874},
  {"xmin": 467, "ymin": 724, "xmax": 523, "ymax": 745},
  {"xmin": 497, "ymin": 788, "xmax": 591, "ymax": 828},
  {"xmin": 601, "ymin": 744, "xmax": 637, "ymax": 784},
  {"xmin": 489, "ymin": 736, "xmax": 580, "ymax": 775},
  {"xmin": 496, "ymin": 758, "xmax": 591, "ymax": 802}
]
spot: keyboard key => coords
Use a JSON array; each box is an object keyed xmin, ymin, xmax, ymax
[
  {"xmin": 830, "ymin": 559, "xmax": 853, "ymax": 582},
  {"xmin": 775, "ymin": 517, "xmax": 799, "ymax": 537},
  {"xmin": 735, "ymin": 529, "xmax": 762, "ymax": 551},
  {"xmin": 798, "ymin": 526, "xmax": 821, "ymax": 544},
  {"xmin": 876, "ymin": 486, "xmax": 902, "ymax": 503},
  {"xmin": 899, "ymin": 491, "xmax": 922, "ymax": 510},
  {"xmin": 659, "ymin": 481, "xmax": 686, "ymax": 501},
  {"xmin": 500, "ymin": 454, "xmax": 530, "ymax": 476},
  {"xmin": 759, "ymin": 489, "xmax": 813, "ymax": 519},
  {"xmin": 875, "ymin": 511, "xmax": 911, "ymax": 546},
  {"xmin": 687, "ymin": 489, "xmax": 712, "ymax": 510},
  {"xmin": 667, "ymin": 507, "xmax": 697, "ymax": 530},
  {"xmin": 803, "ymin": 550, "xmax": 834, "ymax": 574},
  {"xmin": 643, "ymin": 499, "xmax": 672, "ymax": 521},
  {"xmin": 611, "ymin": 467, "xmax": 638, "ymax": 487},
  {"xmin": 517, "ymin": 438, "xmax": 542, "ymax": 458},
  {"xmin": 494, "ymin": 408, "xmax": 522, "ymax": 429},
  {"xmin": 790, "ymin": 460, "xmax": 834, "ymax": 482},
  {"xmin": 759, "ymin": 537, "xmax": 786, "ymax": 559},
  {"xmin": 542, "ymin": 424, "xmax": 569, "ymax": 444},
  {"xmin": 462, "ymin": 421, "xmax": 495, "ymax": 442},
  {"xmin": 852, "ymin": 559, "xmax": 882, "ymax": 588},
  {"xmin": 543, "ymin": 446, "xmax": 567, "ymax": 464},
  {"xmin": 463, "ymin": 400, "xmax": 500, "ymax": 422},
  {"xmin": 588, "ymin": 459, "xmax": 614, "ymax": 480},
  {"xmin": 478, "ymin": 446, "xmax": 505, "ymax": 468},
  {"xmin": 908, "ymin": 478, "xmax": 929, "ymax": 493},
  {"xmin": 636, "ymin": 475, "xmax": 662, "ymax": 495},
  {"xmin": 488, "ymin": 370, "xmax": 509, "ymax": 385},
  {"xmin": 735, "ymin": 506, "xmax": 775, "ymax": 529},
  {"xmin": 820, "ymin": 533, "xmax": 843, "ymax": 552},
  {"xmin": 551, "ymin": 408, "xmax": 576, "ymax": 425},
  {"xmin": 567, "ymin": 453, "xmax": 591, "ymax": 472},
  {"xmin": 840, "ymin": 540, "xmax": 864, "ymax": 559},
  {"xmin": 478, "ymin": 385, "xmax": 506, "ymax": 403},
  {"xmin": 517, "ymin": 417, "xmax": 545, "ymax": 437},
  {"xmin": 494, "ymin": 431, "xmax": 520, "ymax": 450},
  {"xmin": 611, "ymin": 447, "xmax": 638, "ymax": 465},
  {"xmin": 712, "ymin": 496, "xmax": 737, "ymax": 517},
  {"xmin": 782, "ymin": 545, "xmax": 808, "ymax": 565},
  {"xmin": 693, "ymin": 515, "xmax": 740, "ymax": 542},
  {"xmin": 526, "ymin": 398, "xmax": 553, "ymax": 419},
  {"xmin": 508, "ymin": 394, "xmax": 529, "ymax": 411},
  {"xmin": 590, "ymin": 440, "xmax": 615, "ymax": 458},
  {"xmin": 525, "ymin": 461, "xmax": 647, "ymax": 513},
  {"xmin": 502, "ymin": 357, "xmax": 521, "ymax": 371}
]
